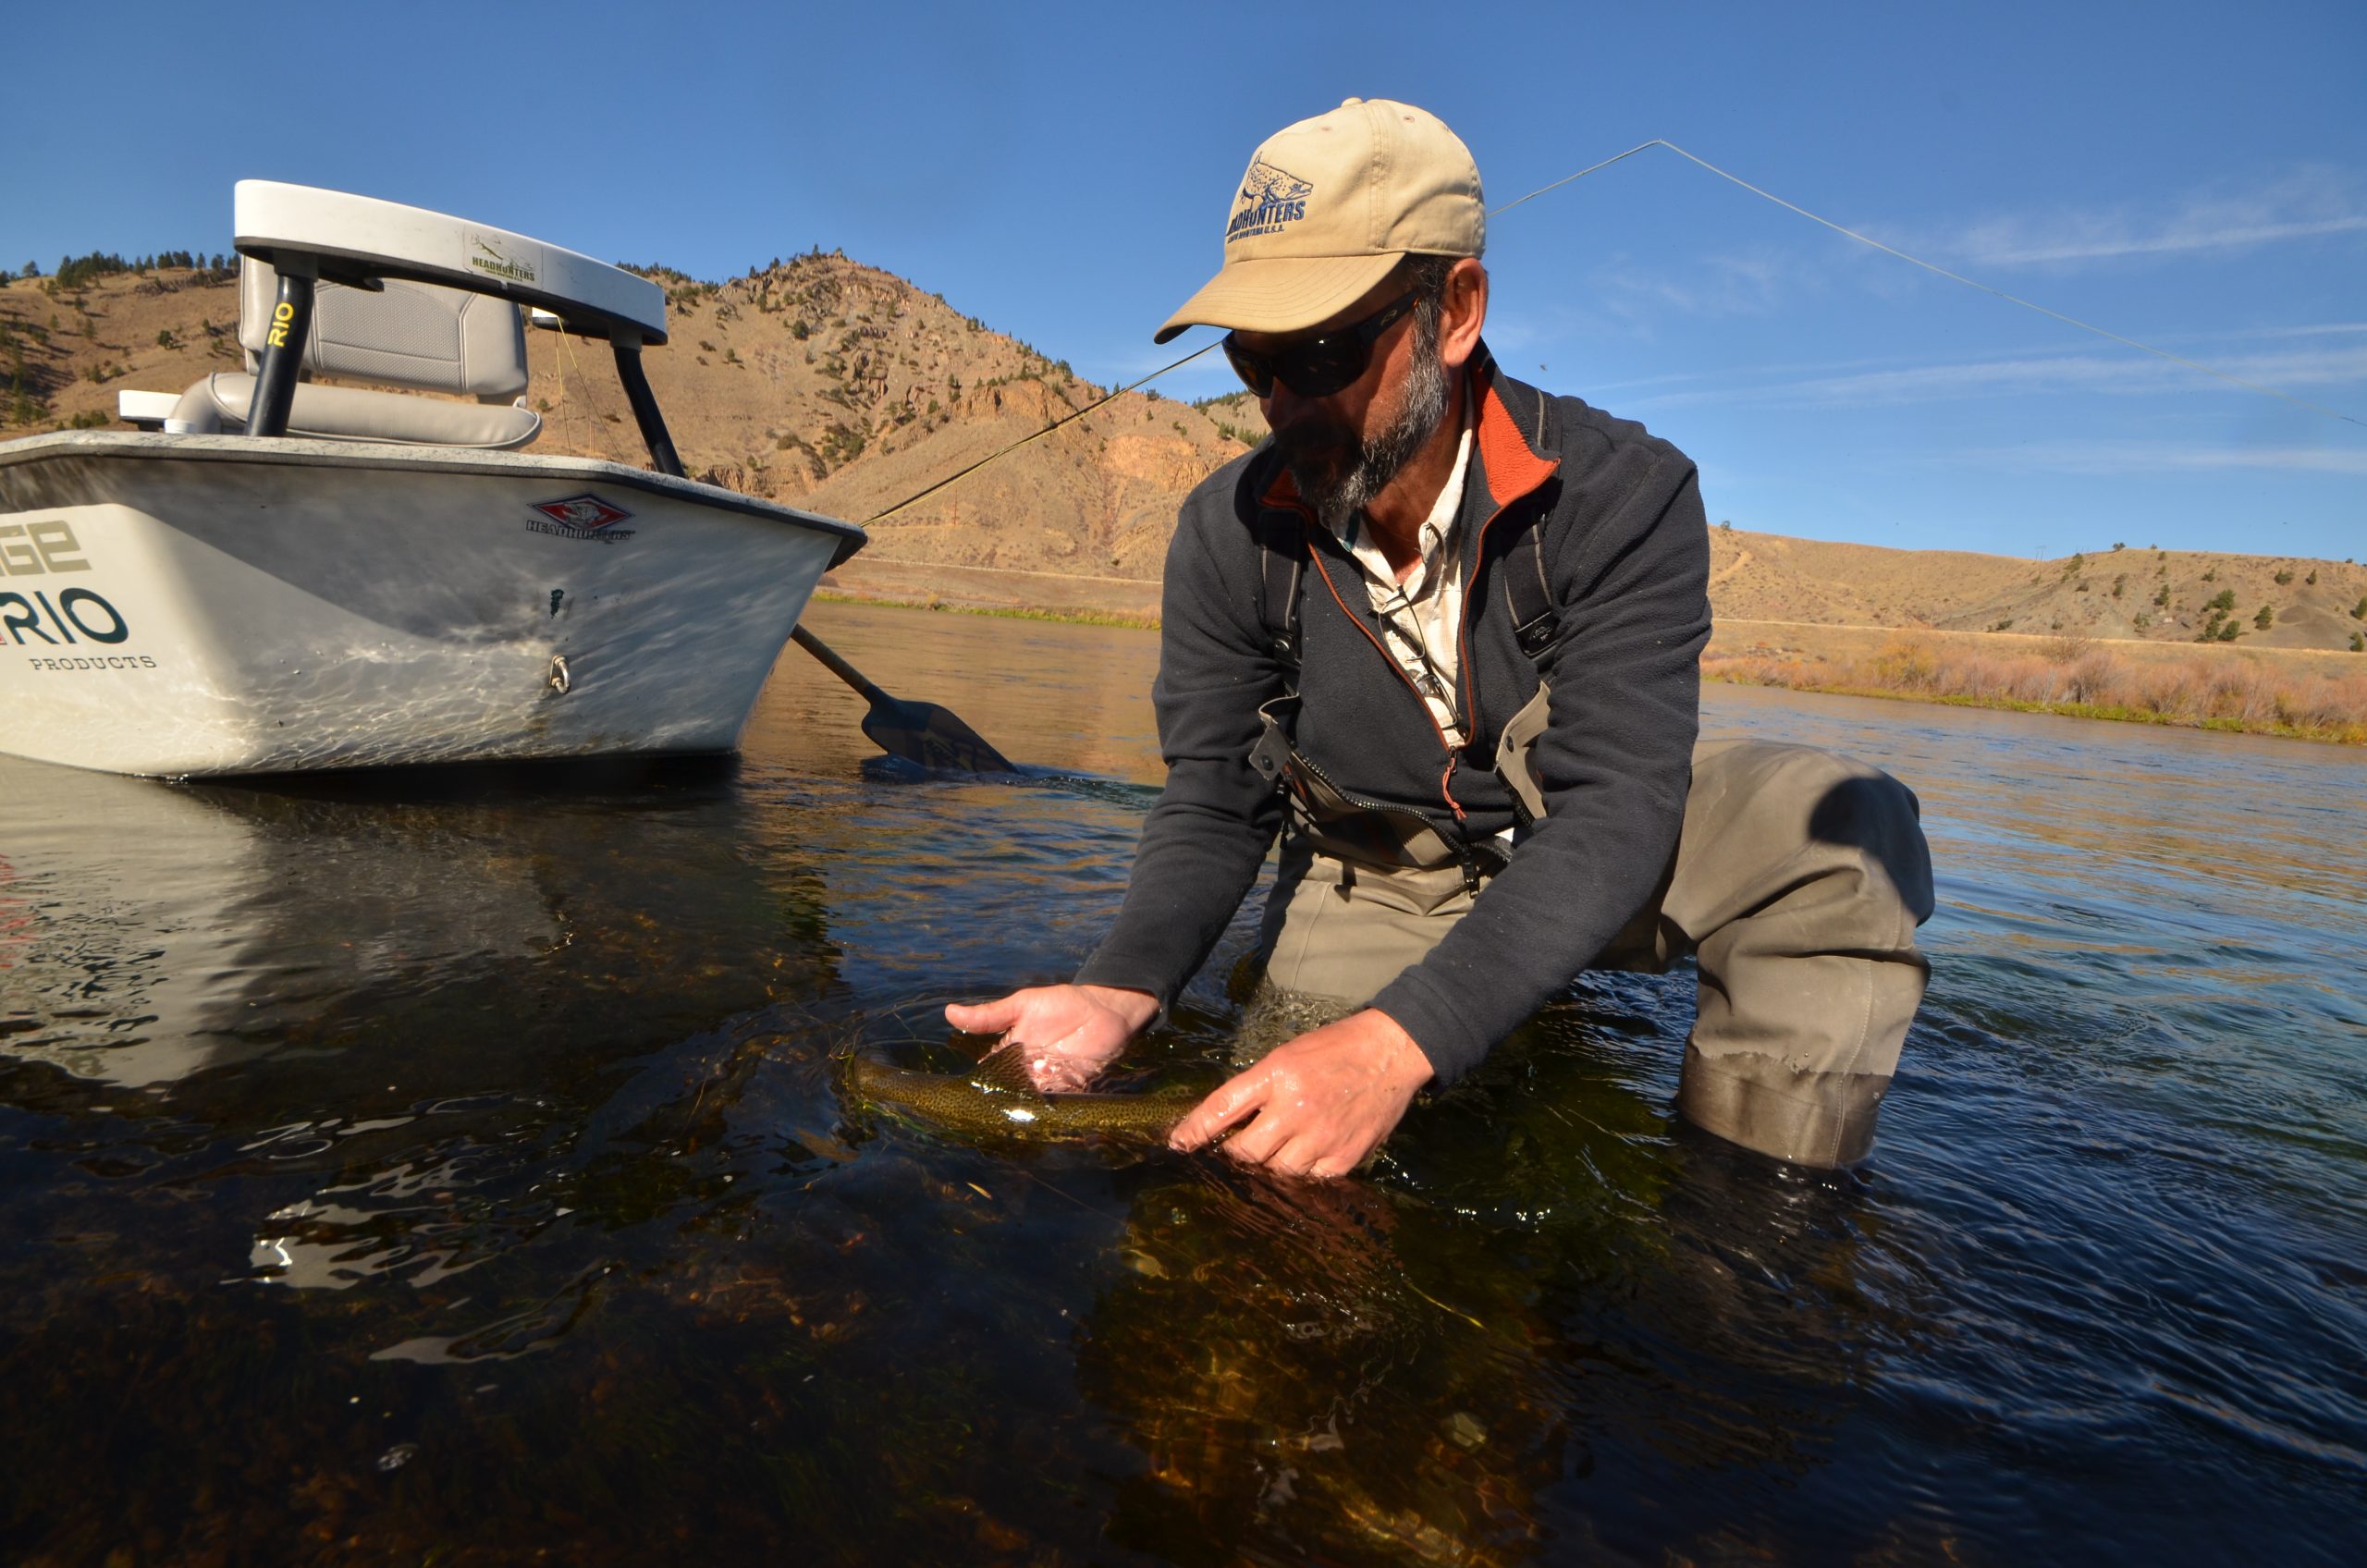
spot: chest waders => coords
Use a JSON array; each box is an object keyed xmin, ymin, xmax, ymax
[
  {"xmin": 1245, "ymin": 505, "xmax": 1936, "ymax": 1170},
  {"xmin": 1245, "ymin": 502, "xmax": 1561, "ymax": 892}
]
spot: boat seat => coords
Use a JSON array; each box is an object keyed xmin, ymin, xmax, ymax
[
  {"xmin": 170, "ymin": 373, "xmax": 542, "ymax": 448},
  {"xmin": 157, "ymin": 259, "xmax": 541, "ymax": 448}
]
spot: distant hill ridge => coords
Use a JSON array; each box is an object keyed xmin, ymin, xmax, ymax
[
  {"xmin": 5, "ymin": 263, "xmax": 2362, "ymax": 650},
  {"xmin": 1707, "ymin": 528, "xmax": 2366, "ymax": 653}
]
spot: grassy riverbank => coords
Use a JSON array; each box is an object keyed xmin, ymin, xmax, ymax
[{"xmin": 1706, "ymin": 625, "xmax": 2367, "ymax": 745}]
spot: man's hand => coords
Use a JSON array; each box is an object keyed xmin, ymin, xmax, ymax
[
  {"xmin": 1167, "ymin": 1009, "xmax": 1433, "ymax": 1178},
  {"xmin": 943, "ymin": 985, "xmax": 1159, "ymax": 1092}
]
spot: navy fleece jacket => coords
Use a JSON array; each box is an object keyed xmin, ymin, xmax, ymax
[{"xmin": 1074, "ymin": 353, "xmax": 1711, "ymax": 1083}]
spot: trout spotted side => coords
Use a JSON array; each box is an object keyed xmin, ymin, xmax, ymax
[{"xmin": 847, "ymin": 1047, "xmax": 1212, "ymax": 1144}]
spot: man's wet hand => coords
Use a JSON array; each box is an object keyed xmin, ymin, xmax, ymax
[
  {"xmin": 944, "ymin": 985, "xmax": 1158, "ymax": 1092},
  {"xmin": 1167, "ymin": 1009, "xmax": 1433, "ymax": 1178}
]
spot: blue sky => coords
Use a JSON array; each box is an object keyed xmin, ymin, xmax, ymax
[{"xmin": 8, "ymin": 0, "xmax": 2361, "ymax": 561}]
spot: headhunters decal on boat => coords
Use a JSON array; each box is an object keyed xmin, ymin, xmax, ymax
[
  {"xmin": 1228, "ymin": 160, "xmax": 1314, "ymax": 241},
  {"xmin": 464, "ymin": 231, "xmax": 537, "ymax": 286},
  {"xmin": 527, "ymin": 495, "xmax": 636, "ymax": 544}
]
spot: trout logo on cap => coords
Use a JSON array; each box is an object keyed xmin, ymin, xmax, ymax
[{"xmin": 1227, "ymin": 160, "xmax": 1315, "ymax": 242}]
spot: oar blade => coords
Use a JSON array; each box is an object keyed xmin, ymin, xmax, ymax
[{"xmin": 861, "ymin": 698, "xmax": 1018, "ymax": 774}]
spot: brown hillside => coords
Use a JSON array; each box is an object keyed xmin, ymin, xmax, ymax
[
  {"xmin": 1708, "ymin": 529, "xmax": 2032, "ymax": 628},
  {"xmin": 2, "ymin": 263, "xmax": 253, "ymax": 423},
  {"xmin": 1711, "ymin": 527, "xmax": 2367, "ymax": 653},
  {"xmin": 531, "ymin": 255, "xmax": 1250, "ymax": 587},
  {"xmin": 7, "ymin": 265, "xmax": 2364, "ymax": 651}
]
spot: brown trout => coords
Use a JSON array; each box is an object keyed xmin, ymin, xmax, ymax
[{"xmin": 847, "ymin": 1047, "xmax": 1214, "ymax": 1144}]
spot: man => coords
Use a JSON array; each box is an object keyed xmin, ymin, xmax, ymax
[{"xmin": 950, "ymin": 99, "xmax": 1933, "ymax": 1176}]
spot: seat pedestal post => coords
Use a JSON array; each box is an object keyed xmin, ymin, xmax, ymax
[
  {"xmin": 245, "ymin": 266, "xmax": 317, "ymax": 439},
  {"xmin": 612, "ymin": 339, "xmax": 683, "ymax": 478}
]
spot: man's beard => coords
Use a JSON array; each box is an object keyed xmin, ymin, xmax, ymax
[{"xmin": 1272, "ymin": 323, "xmax": 1450, "ymax": 533}]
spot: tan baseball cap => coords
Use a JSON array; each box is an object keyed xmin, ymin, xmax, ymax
[{"xmin": 1153, "ymin": 98, "xmax": 1485, "ymax": 345}]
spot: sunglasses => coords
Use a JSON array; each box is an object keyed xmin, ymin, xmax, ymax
[{"xmin": 1222, "ymin": 290, "xmax": 1418, "ymax": 398}]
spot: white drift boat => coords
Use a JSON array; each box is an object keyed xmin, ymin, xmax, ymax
[{"xmin": 0, "ymin": 182, "xmax": 865, "ymax": 776}]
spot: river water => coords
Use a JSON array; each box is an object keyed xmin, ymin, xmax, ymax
[{"xmin": 2, "ymin": 600, "xmax": 2361, "ymax": 1565}]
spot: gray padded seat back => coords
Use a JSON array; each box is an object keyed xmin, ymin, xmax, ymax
[{"xmin": 240, "ymin": 258, "xmax": 529, "ymax": 399}]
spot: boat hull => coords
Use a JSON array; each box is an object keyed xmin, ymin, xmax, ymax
[{"xmin": 0, "ymin": 433, "xmax": 864, "ymax": 775}]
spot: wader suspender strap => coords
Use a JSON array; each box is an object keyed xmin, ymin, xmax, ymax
[
  {"xmin": 1257, "ymin": 508, "xmax": 1308, "ymax": 676},
  {"xmin": 1501, "ymin": 508, "xmax": 1555, "ymax": 663},
  {"xmin": 1502, "ymin": 383, "xmax": 1559, "ymax": 664}
]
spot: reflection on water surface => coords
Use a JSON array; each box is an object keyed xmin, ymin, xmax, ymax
[{"xmin": 1, "ymin": 602, "xmax": 2361, "ymax": 1565}]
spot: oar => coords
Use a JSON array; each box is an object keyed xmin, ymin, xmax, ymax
[{"xmin": 790, "ymin": 624, "xmax": 1017, "ymax": 774}]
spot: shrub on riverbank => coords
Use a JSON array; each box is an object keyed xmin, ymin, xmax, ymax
[{"xmin": 1705, "ymin": 637, "xmax": 2367, "ymax": 744}]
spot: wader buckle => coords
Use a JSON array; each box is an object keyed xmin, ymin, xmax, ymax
[
  {"xmin": 1249, "ymin": 698, "xmax": 1297, "ymax": 790},
  {"xmin": 1453, "ymin": 837, "xmax": 1511, "ymax": 895}
]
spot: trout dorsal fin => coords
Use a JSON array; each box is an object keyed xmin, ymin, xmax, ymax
[{"xmin": 969, "ymin": 1047, "xmax": 1045, "ymax": 1099}]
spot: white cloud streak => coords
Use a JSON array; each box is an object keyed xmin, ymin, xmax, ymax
[
  {"xmin": 1628, "ymin": 343, "xmax": 2367, "ymax": 410},
  {"xmin": 1959, "ymin": 442, "xmax": 2367, "ymax": 477},
  {"xmin": 1909, "ymin": 168, "xmax": 2367, "ymax": 270}
]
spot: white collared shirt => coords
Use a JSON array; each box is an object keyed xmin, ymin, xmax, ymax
[{"xmin": 1323, "ymin": 407, "xmax": 1478, "ymax": 748}]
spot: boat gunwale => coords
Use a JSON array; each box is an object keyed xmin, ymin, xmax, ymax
[{"xmin": 0, "ymin": 431, "xmax": 868, "ymax": 567}]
